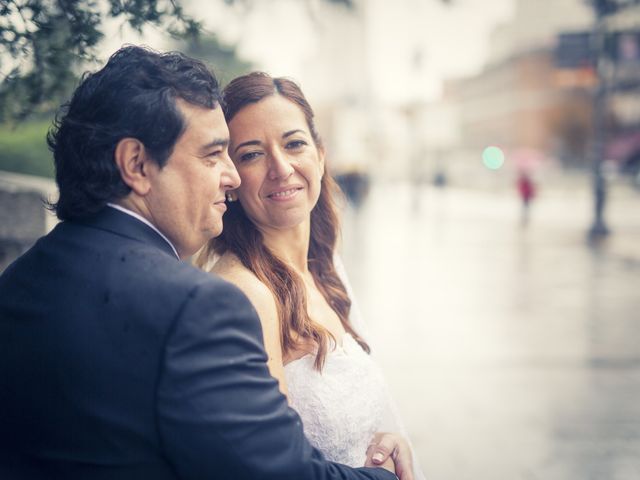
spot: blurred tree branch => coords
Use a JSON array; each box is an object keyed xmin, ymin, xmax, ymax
[
  {"xmin": 0, "ymin": 0, "xmax": 200, "ymax": 122},
  {"xmin": 1, "ymin": 0, "xmax": 453, "ymax": 122}
]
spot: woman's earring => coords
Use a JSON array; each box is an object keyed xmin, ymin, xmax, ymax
[{"xmin": 225, "ymin": 192, "xmax": 236, "ymax": 203}]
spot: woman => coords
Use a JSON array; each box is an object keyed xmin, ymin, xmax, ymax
[{"xmin": 196, "ymin": 72, "xmax": 423, "ymax": 479}]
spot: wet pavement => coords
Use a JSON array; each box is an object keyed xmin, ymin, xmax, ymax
[{"xmin": 340, "ymin": 178, "xmax": 640, "ymax": 480}]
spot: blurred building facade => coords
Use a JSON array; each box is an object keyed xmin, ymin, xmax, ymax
[
  {"xmin": 293, "ymin": 0, "xmax": 418, "ymax": 183},
  {"xmin": 298, "ymin": 0, "xmax": 638, "ymax": 187},
  {"xmin": 443, "ymin": 47, "xmax": 595, "ymax": 168},
  {"xmin": 210, "ymin": 0, "xmax": 640, "ymax": 187},
  {"xmin": 297, "ymin": 0, "xmax": 375, "ymax": 181},
  {"xmin": 603, "ymin": 3, "xmax": 640, "ymax": 181},
  {"xmin": 437, "ymin": 0, "xmax": 640, "ymax": 184},
  {"xmin": 441, "ymin": 0, "xmax": 596, "ymax": 173}
]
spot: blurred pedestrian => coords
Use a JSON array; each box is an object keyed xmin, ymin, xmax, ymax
[
  {"xmin": 336, "ymin": 170, "xmax": 371, "ymax": 208},
  {"xmin": 517, "ymin": 171, "xmax": 536, "ymax": 226}
]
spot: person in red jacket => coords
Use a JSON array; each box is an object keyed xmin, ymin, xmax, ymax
[{"xmin": 517, "ymin": 171, "xmax": 536, "ymax": 226}]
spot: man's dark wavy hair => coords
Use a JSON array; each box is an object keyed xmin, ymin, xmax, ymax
[{"xmin": 47, "ymin": 45, "xmax": 222, "ymax": 221}]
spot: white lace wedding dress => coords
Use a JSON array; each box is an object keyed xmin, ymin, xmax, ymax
[
  {"xmin": 284, "ymin": 259, "xmax": 425, "ymax": 478},
  {"xmin": 285, "ymin": 333, "xmax": 388, "ymax": 467}
]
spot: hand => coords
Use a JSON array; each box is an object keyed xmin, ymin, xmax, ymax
[{"xmin": 365, "ymin": 432, "xmax": 414, "ymax": 480}]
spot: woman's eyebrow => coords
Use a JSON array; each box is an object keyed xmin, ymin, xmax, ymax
[
  {"xmin": 283, "ymin": 129, "xmax": 306, "ymax": 139},
  {"xmin": 233, "ymin": 139, "xmax": 261, "ymax": 153}
]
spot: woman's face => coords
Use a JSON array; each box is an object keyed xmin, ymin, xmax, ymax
[{"xmin": 227, "ymin": 94, "xmax": 324, "ymax": 232}]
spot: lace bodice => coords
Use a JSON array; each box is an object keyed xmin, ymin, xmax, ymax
[{"xmin": 284, "ymin": 333, "xmax": 388, "ymax": 467}]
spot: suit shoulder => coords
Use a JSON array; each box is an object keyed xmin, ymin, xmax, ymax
[
  {"xmin": 89, "ymin": 237, "xmax": 245, "ymax": 318},
  {"xmin": 147, "ymin": 257, "xmax": 248, "ymax": 309}
]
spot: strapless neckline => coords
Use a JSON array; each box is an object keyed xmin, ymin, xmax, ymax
[{"xmin": 284, "ymin": 332, "xmax": 357, "ymax": 367}]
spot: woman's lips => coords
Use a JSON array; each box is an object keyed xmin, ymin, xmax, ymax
[{"xmin": 266, "ymin": 187, "xmax": 303, "ymax": 200}]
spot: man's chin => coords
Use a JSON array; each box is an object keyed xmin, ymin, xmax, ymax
[{"xmin": 207, "ymin": 224, "xmax": 224, "ymax": 240}]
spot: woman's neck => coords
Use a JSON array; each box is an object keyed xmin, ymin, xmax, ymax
[{"xmin": 260, "ymin": 222, "xmax": 311, "ymax": 274}]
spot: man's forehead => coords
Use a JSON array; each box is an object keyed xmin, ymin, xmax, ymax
[
  {"xmin": 177, "ymin": 101, "xmax": 228, "ymax": 137},
  {"xmin": 176, "ymin": 98, "xmax": 221, "ymax": 120}
]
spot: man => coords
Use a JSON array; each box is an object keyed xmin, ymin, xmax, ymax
[{"xmin": 0, "ymin": 46, "xmax": 409, "ymax": 479}]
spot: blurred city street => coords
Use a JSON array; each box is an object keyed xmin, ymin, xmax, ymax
[
  {"xmin": 341, "ymin": 177, "xmax": 640, "ymax": 480},
  {"xmin": 1, "ymin": 1, "xmax": 640, "ymax": 477}
]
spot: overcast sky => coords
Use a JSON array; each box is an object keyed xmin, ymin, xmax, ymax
[
  {"xmin": 365, "ymin": 0, "xmax": 515, "ymax": 101},
  {"xmin": 103, "ymin": 0, "xmax": 515, "ymax": 103},
  {"xmin": 205, "ymin": 0, "xmax": 515, "ymax": 102}
]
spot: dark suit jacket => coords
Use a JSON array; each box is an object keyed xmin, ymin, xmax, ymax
[{"xmin": 0, "ymin": 207, "xmax": 394, "ymax": 480}]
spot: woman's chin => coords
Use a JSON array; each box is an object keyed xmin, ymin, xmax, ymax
[{"xmin": 260, "ymin": 212, "xmax": 310, "ymax": 232}]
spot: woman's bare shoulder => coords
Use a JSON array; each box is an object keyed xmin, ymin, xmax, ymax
[
  {"xmin": 212, "ymin": 254, "xmax": 288, "ymax": 393},
  {"xmin": 212, "ymin": 253, "xmax": 276, "ymax": 316}
]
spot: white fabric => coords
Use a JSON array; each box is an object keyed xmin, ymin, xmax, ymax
[
  {"xmin": 284, "ymin": 256, "xmax": 425, "ymax": 478},
  {"xmin": 285, "ymin": 333, "xmax": 388, "ymax": 467},
  {"xmin": 334, "ymin": 255, "xmax": 373, "ymax": 345}
]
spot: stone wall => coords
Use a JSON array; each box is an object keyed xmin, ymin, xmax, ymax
[{"xmin": 0, "ymin": 171, "xmax": 57, "ymax": 272}]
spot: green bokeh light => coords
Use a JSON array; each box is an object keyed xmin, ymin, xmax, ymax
[{"xmin": 482, "ymin": 146, "xmax": 505, "ymax": 170}]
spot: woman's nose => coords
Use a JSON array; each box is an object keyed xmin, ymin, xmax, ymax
[{"xmin": 268, "ymin": 150, "xmax": 294, "ymax": 181}]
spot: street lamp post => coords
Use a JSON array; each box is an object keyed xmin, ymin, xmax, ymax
[{"xmin": 588, "ymin": 1, "xmax": 611, "ymax": 239}]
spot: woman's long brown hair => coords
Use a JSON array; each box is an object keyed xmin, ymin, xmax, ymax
[{"xmin": 195, "ymin": 72, "xmax": 369, "ymax": 370}]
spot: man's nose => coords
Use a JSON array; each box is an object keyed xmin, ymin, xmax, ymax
[{"xmin": 222, "ymin": 154, "xmax": 241, "ymax": 189}]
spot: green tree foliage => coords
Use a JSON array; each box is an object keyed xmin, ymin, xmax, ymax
[
  {"xmin": 0, "ymin": 0, "xmax": 354, "ymax": 176},
  {"xmin": 0, "ymin": 120, "xmax": 52, "ymax": 176},
  {"xmin": 0, "ymin": 0, "xmax": 452, "ymax": 124},
  {"xmin": 177, "ymin": 34, "xmax": 253, "ymax": 86},
  {"xmin": 0, "ymin": 0, "xmax": 200, "ymax": 122}
]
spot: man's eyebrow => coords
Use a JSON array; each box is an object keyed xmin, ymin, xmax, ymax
[
  {"xmin": 233, "ymin": 140, "xmax": 261, "ymax": 154},
  {"xmin": 202, "ymin": 138, "xmax": 229, "ymax": 151}
]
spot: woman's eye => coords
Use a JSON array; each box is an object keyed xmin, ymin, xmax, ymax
[
  {"xmin": 286, "ymin": 140, "xmax": 307, "ymax": 150},
  {"xmin": 239, "ymin": 151, "xmax": 262, "ymax": 162}
]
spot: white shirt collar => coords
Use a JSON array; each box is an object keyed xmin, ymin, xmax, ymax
[{"xmin": 106, "ymin": 203, "xmax": 180, "ymax": 259}]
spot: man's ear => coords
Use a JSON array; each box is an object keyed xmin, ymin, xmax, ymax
[{"xmin": 114, "ymin": 138, "xmax": 154, "ymax": 196}]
